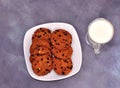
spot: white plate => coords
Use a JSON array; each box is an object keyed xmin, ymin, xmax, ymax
[{"xmin": 23, "ymin": 22, "xmax": 82, "ymax": 81}]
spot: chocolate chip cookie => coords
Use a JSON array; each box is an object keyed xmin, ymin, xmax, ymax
[
  {"xmin": 53, "ymin": 58, "xmax": 73, "ymax": 75},
  {"xmin": 31, "ymin": 54, "xmax": 53, "ymax": 76},
  {"xmin": 32, "ymin": 28, "xmax": 51, "ymax": 42},
  {"xmin": 51, "ymin": 29, "xmax": 72, "ymax": 50}
]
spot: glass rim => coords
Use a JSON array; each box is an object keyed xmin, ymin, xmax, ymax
[{"xmin": 87, "ymin": 18, "xmax": 114, "ymax": 44}]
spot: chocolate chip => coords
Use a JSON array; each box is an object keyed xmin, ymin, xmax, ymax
[
  {"xmin": 47, "ymin": 61, "xmax": 49, "ymax": 63},
  {"xmin": 56, "ymin": 43, "xmax": 59, "ymax": 45},
  {"xmin": 64, "ymin": 60, "xmax": 68, "ymax": 63},
  {"xmin": 37, "ymin": 68, "xmax": 40, "ymax": 71},
  {"xmin": 37, "ymin": 70, "xmax": 40, "ymax": 73},
  {"xmin": 44, "ymin": 32, "xmax": 47, "ymax": 34},
  {"xmin": 47, "ymin": 58, "xmax": 49, "ymax": 60},
  {"xmin": 67, "ymin": 65, "xmax": 73, "ymax": 69},
  {"xmin": 43, "ymin": 33, "xmax": 46, "ymax": 35},
  {"xmin": 46, "ymin": 69, "xmax": 50, "ymax": 72},
  {"xmin": 38, "ymin": 35, "xmax": 41, "ymax": 38},
  {"xmin": 37, "ymin": 54, "xmax": 40, "ymax": 56},
  {"xmin": 41, "ymin": 58, "xmax": 43, "ymax": 61},
  {"xmin": 32, "ymin": 37, "xmax": 34, "ymax": 39},
  {"xmin": 61, "ymin": 67, "xmax": 63, "ymax": 69},
  {"xmin": 62, "ymin": 54, "xmax": 64, "ymax": 56},
  {"xmin": 48, "ymin": 30, "xmax": 51, "ymax": 33},
  {"xmin": 64, "ymin": 46, "xmax": 67, "ymax": 48},
  {"xmin": 57, "ymin": 58, "xmax": 61, "ymax": 60},
  {"xmin": 67, "ymin": 66, "xmax": 69, "ymax": 69},
  {"xmin": 31, "ymin": 54, "xmax": 34, "ymax": 56},
  {"xmin": 40, "ymin": 29, "xmax": 44, "ymax": 32},
  {"xmin": 58, "ymin": 35, "xmax": 61, "ymax": 37},
  {"xmin": 54, "ymin": 67, "xmax": 57, "ymax": 70},
  {"xmin": 64, "ymin": 33, "xmax": 67, "ymax": 36},
  {"xmin": 66, "ymin": 43, "xmax": 69, "ymax": 46},
  {"xmin": 56, "ymin": 30, "xmax": 59, "ymax": 32},
  {"xmin": 62, "ymin": 72, "xmax": 65, "ymax": 75}
]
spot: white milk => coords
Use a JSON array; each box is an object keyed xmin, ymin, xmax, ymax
[{"xmin": 88, "ymin": 18, "xmax": 114, "ymax": 44}]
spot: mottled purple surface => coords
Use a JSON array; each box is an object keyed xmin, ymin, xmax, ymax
[{"xmin": 0, "ymin": 0, "xmax": 120, "ymax": 88}]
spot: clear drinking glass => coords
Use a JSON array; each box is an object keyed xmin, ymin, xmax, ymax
[{"xmin": 86, "ymin": 18, "xmax": 114, "ymax": 54}]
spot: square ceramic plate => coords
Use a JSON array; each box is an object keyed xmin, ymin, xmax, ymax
[{"xmin": 23, "ymin": 22, "xmax": 82, "ymax": 81}]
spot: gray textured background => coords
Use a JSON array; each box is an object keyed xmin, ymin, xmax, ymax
[{"xmin": 0, "ymin": 0, "xmax": 120, "ymax": 88}]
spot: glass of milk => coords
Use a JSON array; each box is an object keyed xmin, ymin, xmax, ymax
[{"xmin": 86, "ymin": 18, "xmax": 114, "ymax": 54}]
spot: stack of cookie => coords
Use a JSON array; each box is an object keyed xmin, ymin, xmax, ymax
[
  {"xmin": 29, "ymin": 28, "xmax": 53, "ymax": 76},
  {"xmin": 29, "ymin": 28, "xmax": 73, "ymax": 76},
  {"xmin": 51, "ymin": 29, "xmax": 73, "ymax": 75}
]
